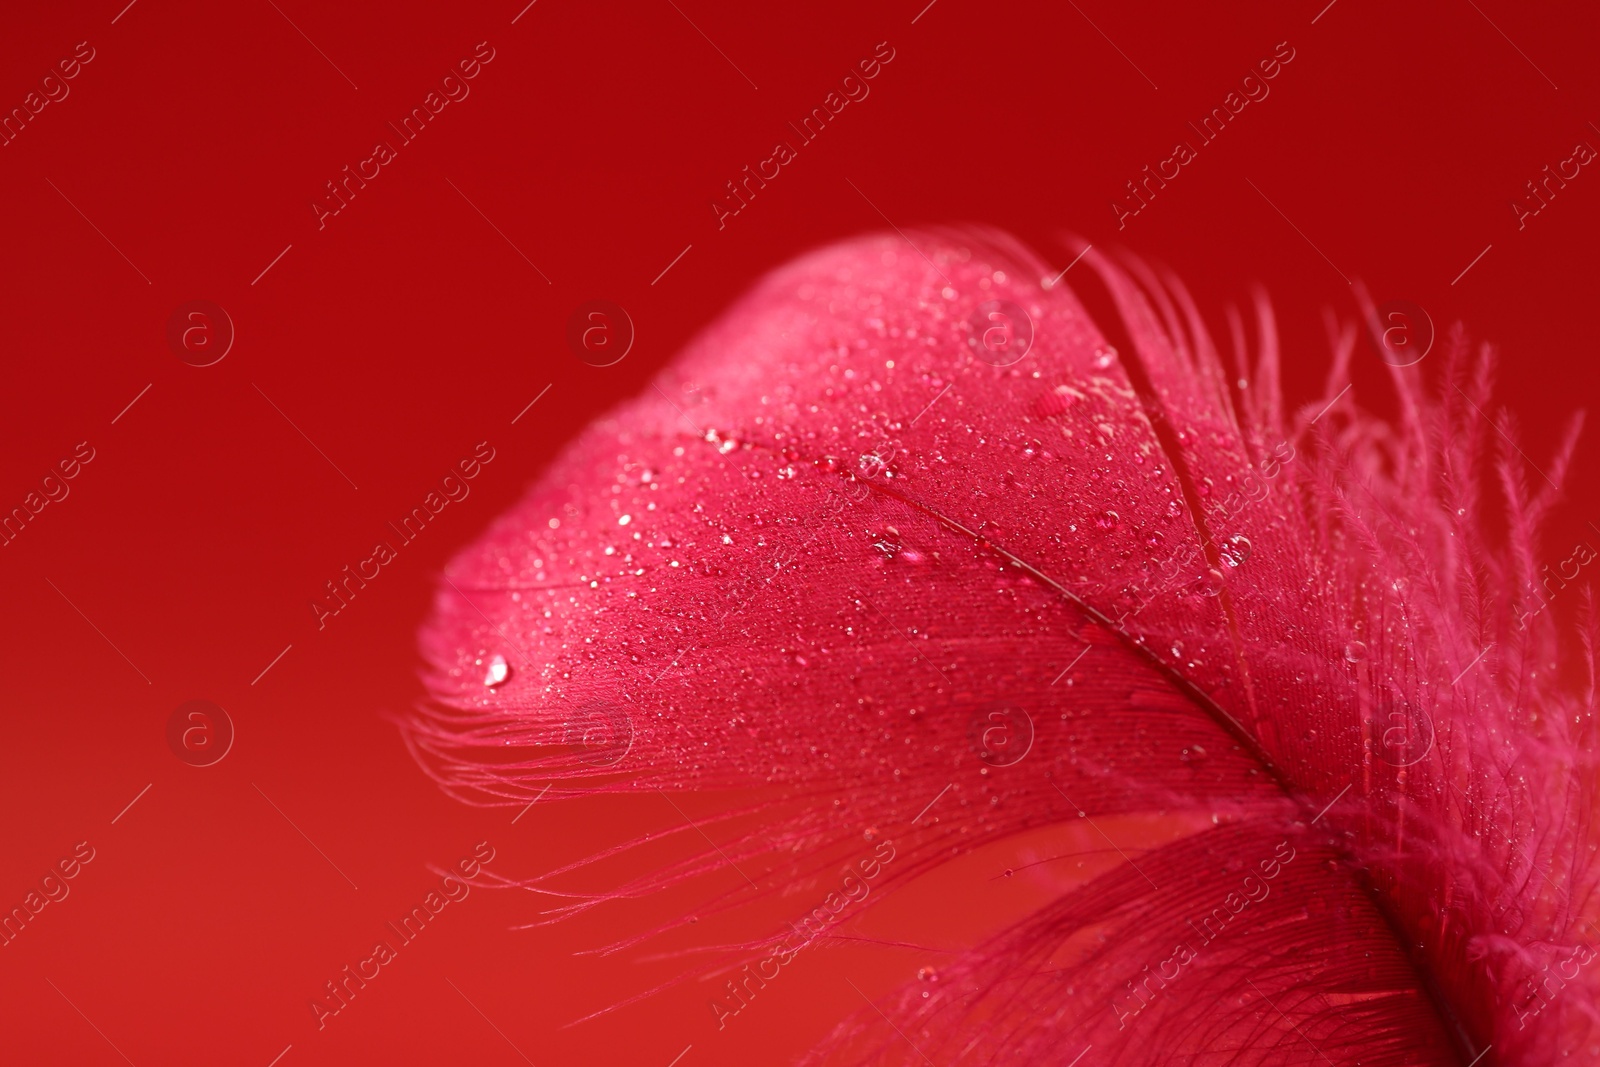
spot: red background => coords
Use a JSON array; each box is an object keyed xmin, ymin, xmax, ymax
[{"xmin": 1, "ymin": 1, "xmax": 1596, "ymax": 1064}]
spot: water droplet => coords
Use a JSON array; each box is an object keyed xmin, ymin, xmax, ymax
[
  {"xmin": 1219, "ymin": 534, "xmax": 1252, "ymax": 568},
  {"xmin": 863, "ymin": 827, "xmax": 879, "ymax": 843},
  {"xmin": 1002, "ymin": 868, "xmax": 1014, "ymax": 878},
  {"xmin": 1032, "ymin": 385, "xmax": 1079, "ymax": 419},
  {"xmin": 483, "ymin": 654, "xmax": 510, "ymax": 687},
  {"xmin": 858, "ymin": 451, "xmax": 890, "ymax": 479},
  {"xmin": 1344, "ymin": 640, "xmax": 1368, "ymax": 663},
  {"xmin": 918, "ymin": 966, "xmax": 940, "ymax": 982},
  {"xmin": 1096, "ymin": 510, "xmax": 1120, "ymax": 530},
  {"xmin": 1197, "ymin": 568, "xmax": 1226, "ymax": 596},
  {"xmin": 1092, "ymin": 345, "xmax": 1118, "ymax": 369}
]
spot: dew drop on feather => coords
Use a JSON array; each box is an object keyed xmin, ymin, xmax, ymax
[{"xmin": 1219, "ymin": 534, "xmax": 1252, "ymax": 567}]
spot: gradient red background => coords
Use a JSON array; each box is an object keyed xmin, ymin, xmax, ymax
[{"xmin": 1, "ymin": 1, "xmax": 1596, "ymax": 1064}]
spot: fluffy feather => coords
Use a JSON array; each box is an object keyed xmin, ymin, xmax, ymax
[{"xmin": 404, "ymin": 230, "xmax": 1598, "ymax": 1065}]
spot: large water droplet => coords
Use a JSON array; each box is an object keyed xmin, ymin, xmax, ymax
[
  {"xmin": 483, "ymin": 654, "xmax": 510, "ymax": 687},
  {"xmin": 1344, "ymin": 640, "xmax": 1368, "ymax": 663},
  {"xmin": 1219, "ymin": 534, "xmax": 1252, "ymax": 568},
  {"xmin": 870, "ymin": 525, "xmax": 904, "ymax": 561}
]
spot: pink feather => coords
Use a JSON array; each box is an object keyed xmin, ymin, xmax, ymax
[{"xmin": 404, "ymin": 231, "xmax": 1598, "ymax": 1065}]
